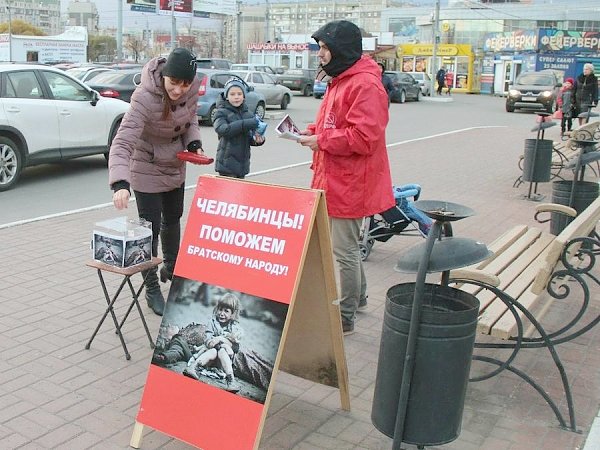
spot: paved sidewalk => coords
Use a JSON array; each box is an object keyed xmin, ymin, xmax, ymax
[{"xmin": 2, "ymin": 126, "xmax": 600, "ymax": 449}]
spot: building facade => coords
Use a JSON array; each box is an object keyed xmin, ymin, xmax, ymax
[{"xmin": 0, "ymin": 0, "xmax": 61, "ymax": 36}]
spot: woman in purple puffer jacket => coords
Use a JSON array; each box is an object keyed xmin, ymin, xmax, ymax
[{"xmin": 108, "ymin": 48, "xmax": 203, "ymax": 316}]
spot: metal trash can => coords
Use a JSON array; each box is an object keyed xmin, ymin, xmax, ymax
[
  {"xmin": 522, "ymin": 138, "xmax": 552, "ymax": 182},
  {"xmin": 371, "ymin": 282, "xmax": 479, "ymax": 446},
  {"xmin": 550, "ymin": 180, "xmax": 599, "ymax": 235}
]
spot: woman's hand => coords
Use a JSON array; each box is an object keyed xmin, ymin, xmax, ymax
[
  {"xmin": 254, "ymin": 134, "xmax": 265, "ymax": 145},
  {"xmin": 113, "ymin": 189, "xmax": 130, "ymax": 210}
]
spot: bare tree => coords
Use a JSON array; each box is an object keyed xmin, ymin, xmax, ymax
[{"xmin": 124, "ymin": 35, "xmax": 147, "ymax": 63}]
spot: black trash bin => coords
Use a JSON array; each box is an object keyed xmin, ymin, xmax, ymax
[
  {"xmin": 550, "ymin": 180, "xmax": 599, "ymax": 235},
  {"xmin": 371, "ymin": 283, "xmax": 479, "ymax": 446},
  {"xmin": 522, "ymin": 138, "xmax": 553, "ymax": 182}
]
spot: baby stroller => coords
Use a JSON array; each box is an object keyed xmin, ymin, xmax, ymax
[{"xmin": 359, "ymin": 184, "xmax": 432, "ymax": 261}]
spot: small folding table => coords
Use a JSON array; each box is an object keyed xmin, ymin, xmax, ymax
[{"xmin": 85, "ymin": 257, "xmax": 161, "ymax": 360}]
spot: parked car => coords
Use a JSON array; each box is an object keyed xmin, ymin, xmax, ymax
[
  {"xmin": 230, "ymin": 64, "xmax": 277, "ymax": 75},
  {"xmin": 384, "ymin": 71, "xmax": 421, "ymax": 103},
  {"xmin": 86, "ymin": 69, "xmax": 142, "ymax": 103},
  {"xmin": 313, "ymin": 79, "xmax": 328, "ymax": 99},
  {"xmin": 230, "ymin": 70, "xmax": 293, "ymax": 110},
  {"xmin": 196, "ymin": 70, "xmax": 266, "ymax": 125},
  {"xmin": 506, "ymin": 70, "xmax": 562, "ymax": 113},
  {"xmin": 0, "ymin": 64, "xmax": 129, "ymax": 191},
  {"xmin": 66, "ymin": 66, "xmax": 116, "ymax": 84},
  {"xmin": 406, "ymin": 71, "xmax": 431, "ymax": 96},
  {"xmin": 196, "ymin": 58, "xmax": 232, "ymax": 70},
  {"xmin": 277, "ymin": 68, "xmax": 317, "ymax": 96}
]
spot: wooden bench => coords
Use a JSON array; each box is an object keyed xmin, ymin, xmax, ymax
[{"xmin": 449, "ymin": 196, "xmax": 600, "ymax": 431}]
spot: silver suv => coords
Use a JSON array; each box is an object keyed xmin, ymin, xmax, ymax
[
  {"xmin": 506, "ymin": 70, "xmax": 562, "ymax": 113},
  {"xmin": 0, "ymin": 64, "xmax": 129, "ymax": 191}
]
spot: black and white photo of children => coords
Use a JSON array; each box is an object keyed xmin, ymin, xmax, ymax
[
  {"xmin": 124, "ymin": 236, "xmax": 152, "ymax": 267},
  {"xmin": 151, "ymin": 278, "xmax": 288, "ymax": 404},
  {"xmin": 93, "ymin": 233, "xmax": 124, "ymax": 267}
]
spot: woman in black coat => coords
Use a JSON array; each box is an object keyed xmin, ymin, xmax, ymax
[{"xmin": 574, "ymin": 63, "xmax": 598, "ymax": 126}]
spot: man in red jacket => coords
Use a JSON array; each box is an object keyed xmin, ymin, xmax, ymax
[{"xmin": 299, "ymin": 20, "xmax": 395, "ymax": 335}]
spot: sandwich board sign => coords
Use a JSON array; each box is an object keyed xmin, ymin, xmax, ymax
[{"xmin": 130, "ymin": 175, "xmax": 349, "ymax": 449}]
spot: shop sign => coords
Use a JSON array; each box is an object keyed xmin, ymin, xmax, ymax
[
  {"xmin": 539, "ymin": 29, "xmax": 600, "ymax": 53},
  {"xmin": 247, "ymin": 43, "xmax": 309, "ymax": 51},
  {"xmin": 483, "ymin": 30, "xmax": 537, "ymax": 52}
]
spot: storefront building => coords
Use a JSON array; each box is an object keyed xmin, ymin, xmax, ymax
[
  {"xmin": 482, "ymin": 28, "xmax": 600, "ymax": 96},
  {"xmin": 396, "ymin": 43, "xmax": 479, "ymax": 93}
]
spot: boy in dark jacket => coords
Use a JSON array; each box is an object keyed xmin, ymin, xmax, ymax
[{"xmin": 213, "ymin": 78, "xmax": 266, "ymax": 178}]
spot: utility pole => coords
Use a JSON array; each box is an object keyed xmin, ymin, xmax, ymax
[
  {"xmin": 265, "ymin": 0, "xmax": 270, "ymax": 42},
  {"xmin": 6, "ymin": 0, "xmax": 12, "ymax": 62},
  {"xmin": 236, "ymin": 0, "xmax": 242, "ymax": 63},
  {"xmin": 430, "ymin": 0, "xmax": 440, "ymax": 96},
  {"xmin": 171, "ymin": 0, "xmax": 177, "ymax": 50},
  {"xmin": 116, "ymin": 0, "xmax": 122, "ymax": 61}
]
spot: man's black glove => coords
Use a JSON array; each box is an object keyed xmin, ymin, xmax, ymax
[{"xmin": 187, "ymin": 140, "xmax": 203, "ymax": 153}]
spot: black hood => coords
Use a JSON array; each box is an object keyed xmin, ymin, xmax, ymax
[{"xmin": 312, "ymin": 20, "xmax": 362, "ymax": 77}]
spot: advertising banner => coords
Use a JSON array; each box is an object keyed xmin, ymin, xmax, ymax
[
  {"xmin": 134, "ymin": 176, "xmax": 349, "ymax": 450},
  {"xmin": 483, "ymin": 30, "xmax": 537, "ymax": 52},
  {"xmin": 539, "ymin": 29, "xmax": 600, "ymax": 53}
]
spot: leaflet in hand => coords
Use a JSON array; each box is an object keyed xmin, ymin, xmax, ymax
[{"xmin": 275, "ymin": 114, "xmax": 301, "ymax": 141}]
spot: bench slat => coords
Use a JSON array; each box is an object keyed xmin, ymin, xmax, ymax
[
  {"xmin": 454, "ymin": 227, "xmax": 540, "ymax": 297},
  {"xmin": 532, "ymin": 196, "xmax": 600, "ymax": 294},
  {"xmin": 477, "ymin": 233, "xmax": 555, "ymax": 335}
]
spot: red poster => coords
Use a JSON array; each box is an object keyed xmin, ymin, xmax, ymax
[
  {"xmin": 158, "ymin": 0, "xmax": 193, "ymax": 15},
  {"xmin": 136, "ymin": 176, "xmax": 319, "ymax": 449}
]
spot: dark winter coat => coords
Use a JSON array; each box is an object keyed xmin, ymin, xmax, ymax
[
  {"xmin": 436, "ymin": 69, "xmax": 446, "ymax": 87},
  {"xmin": 575, "ymin": 72, "xmax": 599, "ymax": 112},
  {"xmin": 213, "ymin": 96, "xmax": 264, "ymax": 178},
  {"xmin": 108, "ymin": 56, "xmax": 201, "ymax": 193}
]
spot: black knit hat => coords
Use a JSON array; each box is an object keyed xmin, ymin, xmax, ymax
[{"xmin": 162, "ymin": 48, "xmax": 197, "ymax": 82}]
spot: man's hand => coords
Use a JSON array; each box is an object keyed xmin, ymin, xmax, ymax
[{"xmin": 299, "ymin": 134, "xmax": 319, "ymax": 151}]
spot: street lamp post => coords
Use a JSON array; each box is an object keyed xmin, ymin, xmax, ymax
[
  {"xmin": 236, "ymin": 0, "xmax": 242, "ymax": 63},
  {"xmin": 430, "ymin": 0, "xmax": 440, "ymax": 96},
  {"xmin": 116, "ymin": 0, "xmax": 122, "ymax": 61},
  {"xmin": 7, "ymin": 0, "xmax": 12, "ymax": 62},
  {"xmin": 171, "ymin": 0, "xmax": 176, "ymax": 50}
]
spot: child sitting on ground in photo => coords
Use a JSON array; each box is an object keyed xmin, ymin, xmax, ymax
[{"xmin": 184, "ymin": 293, "xmax": 244, "ymax": 393}]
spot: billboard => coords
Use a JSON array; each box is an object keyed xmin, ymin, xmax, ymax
[{"xmin": 129, "ymin": 0, "xmax": 236, "ymax": 16}]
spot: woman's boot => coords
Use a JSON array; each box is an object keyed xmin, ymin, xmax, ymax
[
  {"xmin": 160, "ymin": 224, "xmax": 180, "ymax": 283},
  {"xmin": 143, "ymin": 267, "xmax": 165, "ymax": 315}
]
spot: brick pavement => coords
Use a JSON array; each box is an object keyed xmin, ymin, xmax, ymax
[{"xmin": 1, "ymin": 125, "xmax": 599, "ymax": 449}]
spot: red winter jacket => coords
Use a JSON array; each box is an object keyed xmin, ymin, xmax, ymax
[{"xmin": 308, "ymin": 56, "xmax": 394, "ymax": 218}]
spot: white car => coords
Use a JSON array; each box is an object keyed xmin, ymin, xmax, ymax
[
  {"xmin": 230, "ymin": 70, "xmax": 293, "ymax": 110},
  {"xmin": 407, "ymin": 72, "xmax": 432, "ymax": 96},
  {"xmin": 66, "ymin": 66, "xmax": 116, "ymax": 84},
  {"xmin": 0, "ymin": 64, "xmax": 130, "ymax": 191},
  {"xmin": 230, "ymin": 64, "xmax": 277, "ymax": 75}
]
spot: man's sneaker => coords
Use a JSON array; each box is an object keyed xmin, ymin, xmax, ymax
[
  {"xmin": 342, "ymin": 320, "xmax": 355, "ymax": 336},
  {"xmin": 357, "ymin": 297, "xmax": 368, "ymax": 312}
]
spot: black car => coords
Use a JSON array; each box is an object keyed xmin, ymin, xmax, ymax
[
  {"xmin": 506, "ymin": 70, "xmax": 562, "ymax": 113},
  {"xmin": 276, "ymin": 69, "xmax": 317, "ymax": 96},
  {"xmin": 86, "ymin": 69, "xmax": 142, "ymax": 103},
  {"xmin": 384, "ymin": 71, "xmax": 421, "ymax": 103}
]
